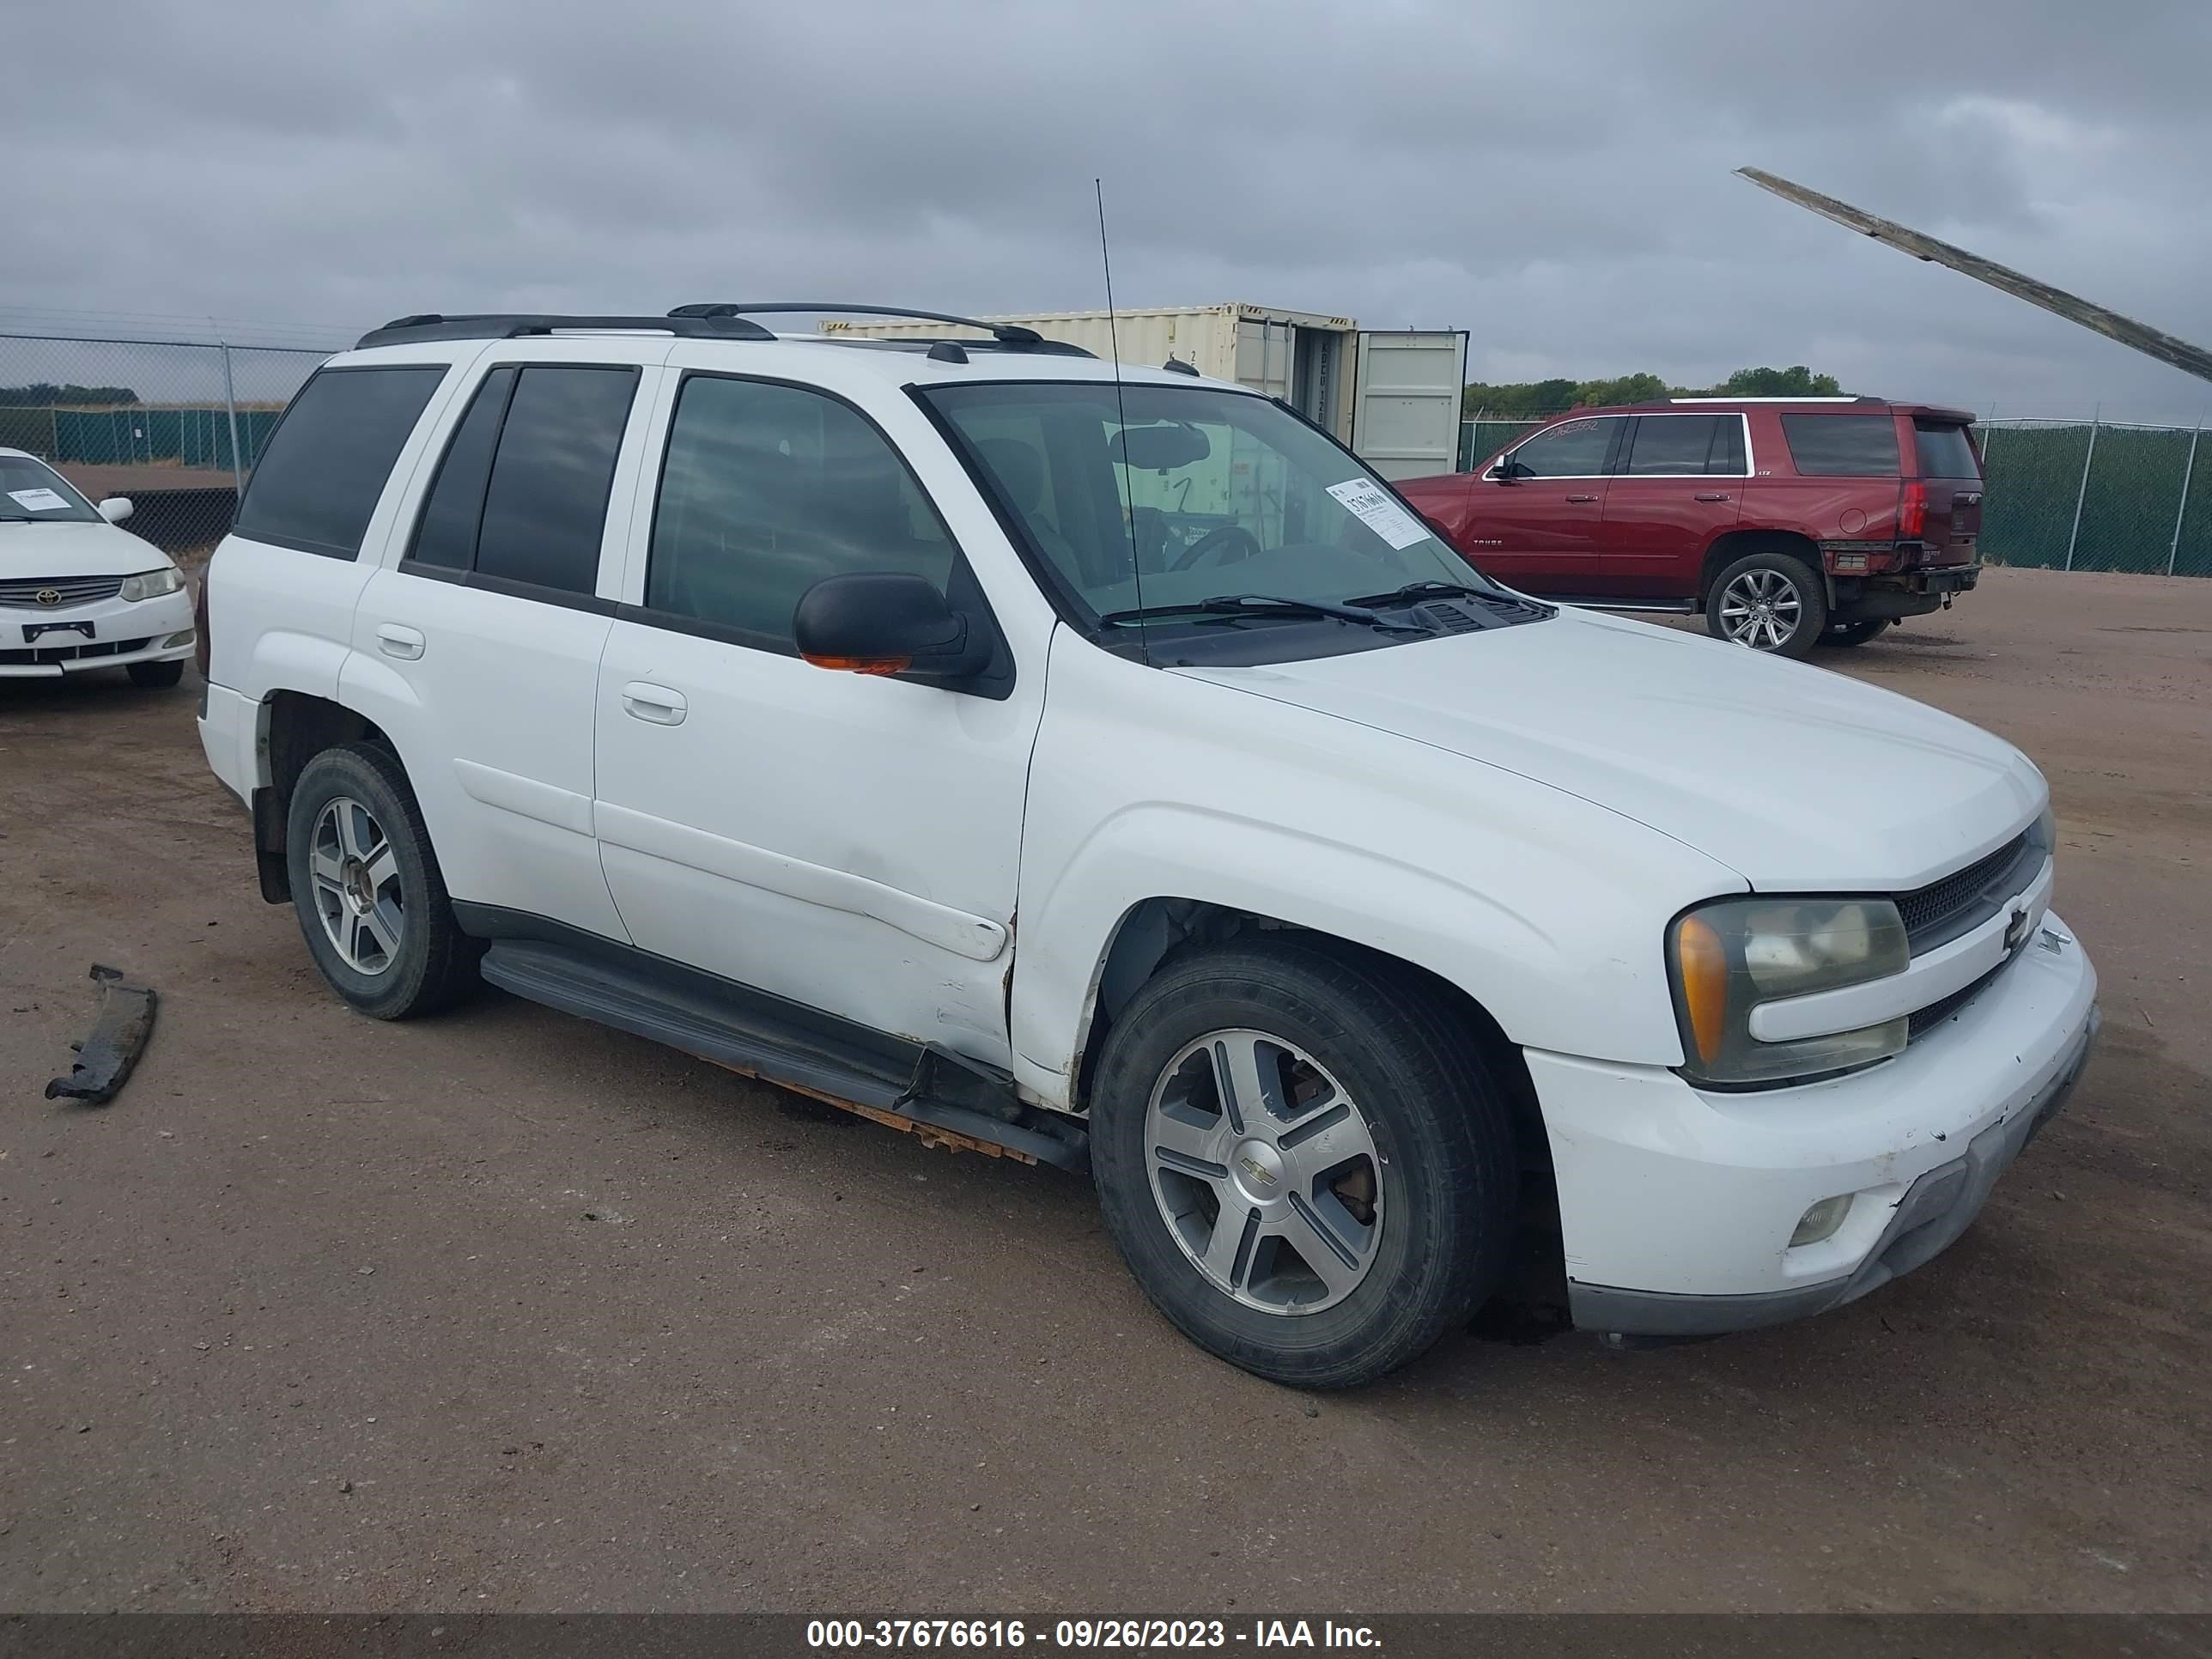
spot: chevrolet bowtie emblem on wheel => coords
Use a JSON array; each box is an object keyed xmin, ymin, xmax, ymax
[
  {"xmin": 1237, "ymin": 1155, "xmax": 1278, "ymax": 1188},
  {"xmin": 35, "ymin": 588, "xmax": 61, "ymax": 606}
]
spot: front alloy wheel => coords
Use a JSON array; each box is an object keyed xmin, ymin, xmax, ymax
[
  {"xmin": 1146, "ymin": 1030, "xmax": 1383, "ymax": 1313},
  {"xmin": 1090, "ymin": 940, "xmax": 1516, "ymax": 1389}
]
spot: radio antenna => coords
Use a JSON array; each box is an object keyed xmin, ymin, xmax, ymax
[{"xmin": 1096, "ymin": 177, "xmax": 1151, "ymax": 665}]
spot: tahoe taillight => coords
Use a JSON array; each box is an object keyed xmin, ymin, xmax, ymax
[{"xmin": 1898, "ymin": 479, "xmax": 1927, "ymax": 541}]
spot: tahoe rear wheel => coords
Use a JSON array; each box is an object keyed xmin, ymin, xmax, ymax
[
  {"xmin": 1706, "ymin": 550, "xmax": 1827, "ymax": 658},
  {"xmin": 1821, "ymin": 617, "xmax": 1891, "ymax": 648},
  {"xmin": 285, "ymin": 742, "xmax": 480, "ymax": 1020},
  {"xmin": 1090, "ymin": 940, "xmax": 1515, "ymax": 1389}
]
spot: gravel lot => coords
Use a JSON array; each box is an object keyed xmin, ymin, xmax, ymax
[{"xmin": 2, "ymin": 568, "xmax": 2206, "ymax": 1613}]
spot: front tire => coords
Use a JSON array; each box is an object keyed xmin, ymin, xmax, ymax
[
  {"xmin": 1706, "ymin": 550, "xmax": 1827, "ymax": 658},
  {"xmin": 128, "ymin": 659, "xmax": 185, "ymax": 688},
  {"xmin": 1090, "ymin": 940, "xmax": 1516, "ymax": 1389},
  {"xmin": 285, "ymin": 742, "xmax": 479, "ymax": 1020}
]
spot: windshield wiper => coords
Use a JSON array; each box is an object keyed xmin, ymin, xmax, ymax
[
  {"xmin": 1346, "ymin": 580, "xmax": 1556, "ymax": 617},
  {"xmin": 1344, "ymin": 580, "xmax": 1503, "ymax": 608},
  {"xmin": 1101, "ymin": 593, "xmax": 1431, "ymax": 634}
]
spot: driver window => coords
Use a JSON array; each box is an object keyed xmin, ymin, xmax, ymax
[
  {"xmin": 1506, "ymin": 416, "xmax": 1619, "ymax": 478},
  {"xmin": 646, "ymin": 374, "xmax": 957, "ymax": 645}
]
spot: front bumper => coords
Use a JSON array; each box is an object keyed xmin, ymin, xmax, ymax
[
  {"xmin": 0, "ymin": 587, "xmax": 195, "ymax": 678},
  {"xmin": 1527, "ymin": 911, "xmax": 2098, "ymax": 1337}
]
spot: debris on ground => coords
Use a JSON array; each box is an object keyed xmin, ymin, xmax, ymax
[{"xmin": 43, "ymin": 965, "xmax": 158, "ymax": 1106}]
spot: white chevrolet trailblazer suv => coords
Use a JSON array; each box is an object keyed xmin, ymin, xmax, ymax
[
  {"xmin": 196, "ymin": 305, "xmax": 2099, "ymax": 1388},
  {"xmin": 3, "ymin": 449, "xmax": 194, "ymax": 685}
]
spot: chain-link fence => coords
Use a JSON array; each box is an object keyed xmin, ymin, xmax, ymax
[
  {"xmin": 1456, "ymin": 413, "xmax": 2210, "ymax": 577},
  {"xmin": 1, "ymin": 331, "xmax": 337, "ymax": 557}
]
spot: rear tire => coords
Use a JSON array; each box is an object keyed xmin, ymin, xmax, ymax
[
  {"xmin": 1821, "ymin": 618, "xmax": 1890, "ymax": 648},
  {"xmin": 285, "ymin": 742, "xmax": 480, "ymax": 1020},
  {"xmin": 1705, "ymin": 550, "xmax": 1827, "ymax": 659},
  {"xmin": 1090, "ymin": 939, "xmax": 1516, "ymax": 1389},
  {"xmin": 128, "ymin": 659, "xmax": 185, "ymax": 689}
]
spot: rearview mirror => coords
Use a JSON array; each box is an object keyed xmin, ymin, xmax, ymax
[
  {"xmin": 98, "ymin": 496, "xmax": 134, "ymax": 523},
  {"xmin": 1117, "ymin": 422, "xmax": 1211, "ymax": 471},
  {"xmin": 793, "ymin": 573, "xmax": 993, "ymax": 684}
]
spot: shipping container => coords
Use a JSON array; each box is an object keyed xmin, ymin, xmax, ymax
[{"xmin": 819, "ymin": 302, "xmax": 1467, "ymax": 481}]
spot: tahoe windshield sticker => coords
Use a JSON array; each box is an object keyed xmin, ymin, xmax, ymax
[
  {"xmin": 8, "ymin": 488, "xmax": 73, "ymax": 513},
  {"xmin": 1326, "ymin": 477, "xmax": 1429, "ymax": 550}
]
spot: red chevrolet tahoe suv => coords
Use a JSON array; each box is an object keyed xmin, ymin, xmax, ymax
[{"xmin": 1397, "ymin": 398, "xmax": 1984, "ymax": 658}]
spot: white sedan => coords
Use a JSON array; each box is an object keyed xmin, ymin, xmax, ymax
[{"xmin": 1, "ymin": 447, "xmax": 196, "ymax": 684}]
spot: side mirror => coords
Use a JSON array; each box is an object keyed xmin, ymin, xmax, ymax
[
  {"xmin": 1488, "ymin": 458, "xmax": 1522, "ymax": 484},
  {"xmin": 793, "ymin": 573, "xmax": 993, "ymax": 684},
  {"xmin": 99, "ymin": 496, "xmax": 134, "ymax": 523}
]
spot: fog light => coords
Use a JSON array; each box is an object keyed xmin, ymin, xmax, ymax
[
  {"xmin": 163, "ymin": 629, "xmax": 196, "ymax": 648},
  {"xmin": 1790, "ymin": 1194, "xmax": 1853, "ymax": 1248}
]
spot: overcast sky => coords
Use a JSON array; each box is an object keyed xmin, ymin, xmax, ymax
[{"xmin": 6, "ymin": 0, "xmax": 2210, "ymax": 421}]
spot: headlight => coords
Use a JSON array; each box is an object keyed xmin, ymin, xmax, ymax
[
  {"xmin": 120, "ymin": 566, "xmax": 185, "ymax": 602},
  {"xmin": 1667, "ymin": 896, "xmax": 1910, "ymax": 1087}
]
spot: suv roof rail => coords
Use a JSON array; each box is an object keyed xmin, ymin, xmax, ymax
[
  {"xmin": 355, "ymin": 313, "xmax": 777, "ymax": 349},
  {"xmin": 669, "ymin": 302, "xmax": 1054, "ymax": 348}
]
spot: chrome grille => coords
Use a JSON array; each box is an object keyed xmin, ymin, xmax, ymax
[{"xmin": 0, "ymin": 574, "xmax": 125, "ymax": 609}]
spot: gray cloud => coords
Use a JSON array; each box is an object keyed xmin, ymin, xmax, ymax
[{"xmin": 6, "ymin": 0, "xmax": 2209, "ymax": 420}]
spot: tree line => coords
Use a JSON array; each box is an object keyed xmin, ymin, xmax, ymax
[
  {"xmin": 0, "ymin": 382, "xmax": 142, "ymax": 407},
  {"xmin": 1462, "ymin": 365, "xmax": 1843, "ymax": 419}
]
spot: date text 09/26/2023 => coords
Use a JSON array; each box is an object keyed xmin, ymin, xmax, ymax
[{"xmin": 806, "ymin": 1620, "xmax": 1382, "ymax": 1650}]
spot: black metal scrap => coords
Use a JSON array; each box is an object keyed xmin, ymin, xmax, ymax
[{"xmin": 44, "ymin": 964, "xmax": 158, "ymax": 1105}]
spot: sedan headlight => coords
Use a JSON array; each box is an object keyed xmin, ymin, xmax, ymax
[
  {"xmin": 1667, "ymin": 896, "xmax": 1910, "ymax": 1087},
  {"xmin": 120, "ymin": 566, "xmax": 185, "ymax": 602}
]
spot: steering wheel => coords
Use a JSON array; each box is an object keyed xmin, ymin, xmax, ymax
[
  {"xmin": 1127, "ymin": 507, "xmax": 1175, "ymax": 574},
  {"xmin": 1169, "ymin": 524, "xmax": 1263, "ymax": 573}
]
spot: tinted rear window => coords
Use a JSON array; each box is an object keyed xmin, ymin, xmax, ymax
[
  {"xmin": 234, "ymin": 366, "xmax": 446, "ymax": 558},
  {"xmin": 1625, "ymin": 414, "xmax": 1747, "ymax": 476},
  {"xmin": 407, "ymin": 368, "xmax": 515, "ymax": 570},
  {"xmin": 1780, "ymin": 415, "xmax": 1900, "ymax": 477},
  {"xmin": 473, "ymin": 366, "xmax": 639, "ymax": 594},
  {"xmin": 1914, "ymin": 422, "xmax": 1981, "ymax": 479}
]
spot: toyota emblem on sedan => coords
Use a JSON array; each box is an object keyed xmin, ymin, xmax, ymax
[{"xmin": 35, "ymin": 587, "xmax": 61, "ymax": 606}]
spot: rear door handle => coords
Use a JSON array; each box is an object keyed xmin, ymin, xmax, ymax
[
  {"xmin": 1694, "ymin": 492, "xmax": 1732, "ymax": 502},
  {"xmin": 376, "ymin": 623, "xmax": 425, "ymax": 660},
  {"xmin": 1565, "ymin": 493, "xmax": 1599, "ymax": 503},
  {"xmin": 621, "ymin": 681, "xmax": 687, "ymax": 726}
]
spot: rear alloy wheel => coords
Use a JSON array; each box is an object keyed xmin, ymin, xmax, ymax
[
  {"xmin": 1821, "ymin": 618, "xmax": 1890, "ymax": 648},
  {"xmin": 285, "ymin": 742, "xmax": 480, "ymax": 1020},
  {"xmin": 1706, "ymin": 551, "xmax": 1827, "ymax": 659},
  {"xmin": 1091, "ymin": 940, "xmax": 1516, "ymax": 1389}
]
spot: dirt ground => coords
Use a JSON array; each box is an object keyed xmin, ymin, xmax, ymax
[{"xmin": 2, "ymin": 568, "xmax": 2206, "ymax": 1614}]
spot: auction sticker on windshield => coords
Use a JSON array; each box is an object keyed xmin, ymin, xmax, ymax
[
  {"xmin": 9, "ymin": 488, "xmax": 74, "ymax": 513},
  {"xmin": 1326, "ymin": 477, "xmax": 1429, "ymax": 550}
]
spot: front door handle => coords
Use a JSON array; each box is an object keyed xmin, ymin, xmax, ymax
[
  {"xmin": 376, "ymin": 623, "xmax": 425, "ymax": 660},
  {"xmin": 1694, "ymin": 492, "xmax": 1732, "ymax": 503},
  {"xmin": 621, "ymin": 681, "xmax": 688, "ymax": 726},
  {"xmin": 1565, "ymin": 493, "xmax": 1599, "ymax": 504}
]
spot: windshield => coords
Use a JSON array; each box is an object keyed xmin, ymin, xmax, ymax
[
  {"xmin": 920, "ymin": 382, "xmax": 1499, "ymax": 628},
  {"xmin": 0, "ymin": 455, "xmax": 100, "ymax": 523}
]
